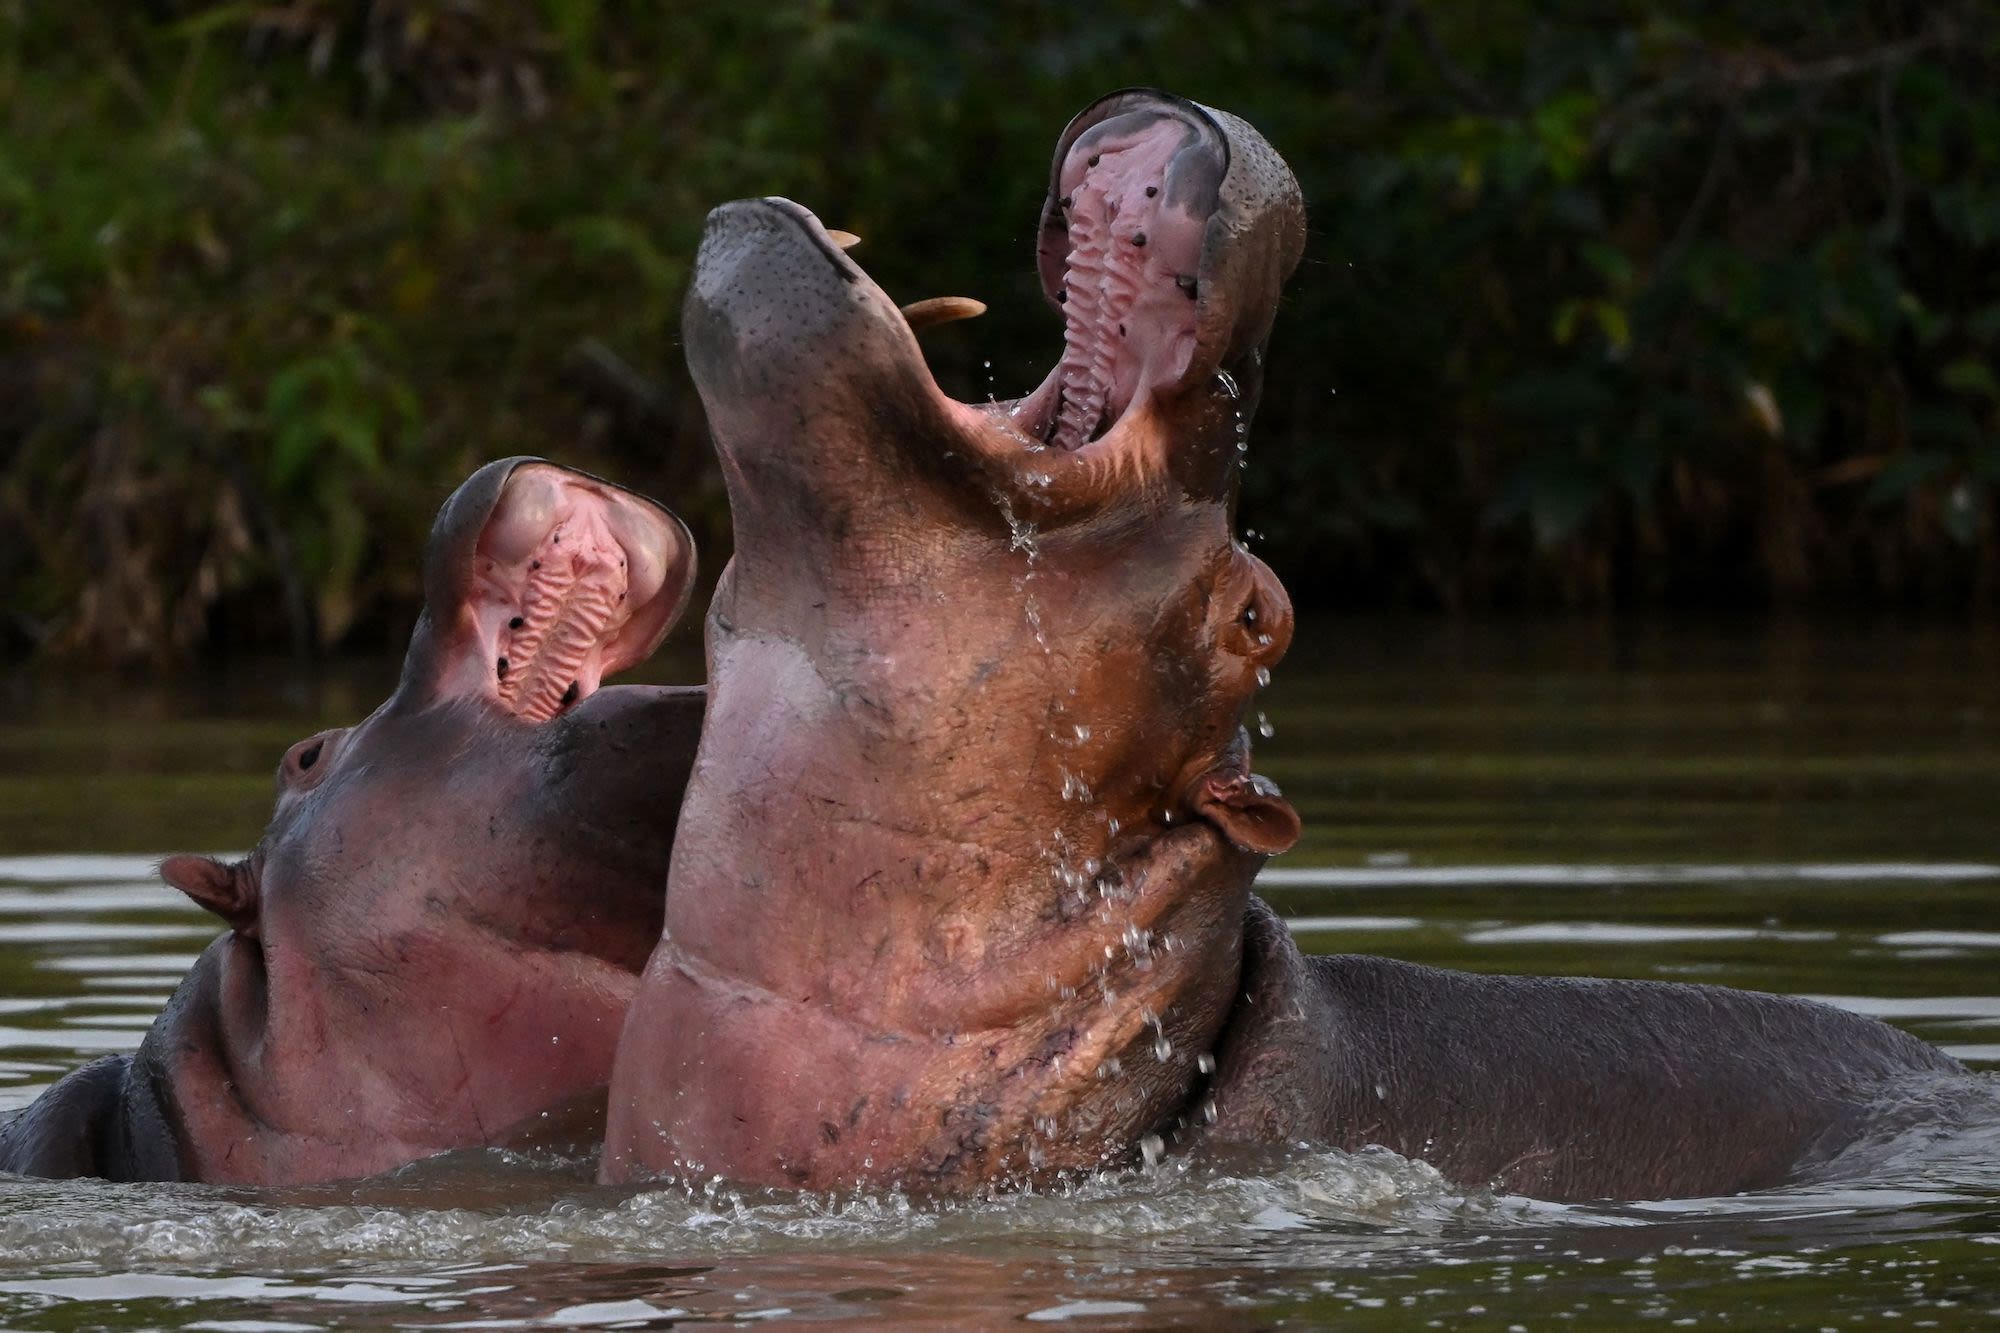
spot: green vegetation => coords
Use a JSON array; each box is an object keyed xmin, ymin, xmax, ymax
[{"xmin": 3, "ymin": 2, "xmax": 1997, "ymax": 660}]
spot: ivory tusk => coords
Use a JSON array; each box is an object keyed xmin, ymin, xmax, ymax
[{"xmin": 900, "ymin": 296, "xmax": 988, "ymax": 331}]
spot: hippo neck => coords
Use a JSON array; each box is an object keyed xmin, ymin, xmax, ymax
[
  {"xmin": 156, "ymin": 916, "xmax": 641, "ymax": 1185},
  {"xmin": 640, "ymin": 541, "xmax": 1259, "ymax": 1188},
  {"xmin": 637, "ymin": 817, "xmax": 1251, "ymax": 1191}
]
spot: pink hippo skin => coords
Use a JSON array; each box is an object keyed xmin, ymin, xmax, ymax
[{"xmin": 1, "ymin": 458, "xmax": 705, "ymax": 1185}]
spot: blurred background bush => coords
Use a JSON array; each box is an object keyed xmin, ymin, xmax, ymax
[{"xmin": 2, "ymin": 0, "xmax": 1995, "ymax": 662}]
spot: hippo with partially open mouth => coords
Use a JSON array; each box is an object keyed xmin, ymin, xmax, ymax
[
  {"xmin": 1, "ymin": 459, "xmax": 704, "ymax": 1184},
  {"xmin": 603, "ymin": 89, "xmax": 1976, "ymax": 1202}
]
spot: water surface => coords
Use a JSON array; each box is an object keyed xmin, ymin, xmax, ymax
[{"xmin": 2, "ymin": 619, "xmax": 1997, "ymax": 1327}]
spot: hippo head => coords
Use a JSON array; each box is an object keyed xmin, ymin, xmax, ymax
[
  {"xmin": 154, "ymin": 459, "xmax": 700, "ymax": 1184},
  {"xmin": 684, "ymin": 88, "xmax": 1305, "ymax": 858},
  {"xmin": 608, "ymin": 92, "xmax": 1304, "ymax": 1192}
]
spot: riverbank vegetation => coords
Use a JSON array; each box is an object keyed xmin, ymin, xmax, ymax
[{"xmin": 3, "ymin": 2, "xmax": 1996, "ymax": 660}]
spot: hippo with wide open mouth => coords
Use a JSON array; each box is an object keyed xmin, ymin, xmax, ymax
[
  {"xmin": 601, "ymin": 89, "xmax": 1312, "ymax": 1192},
  {"xmin": 602, "ymin": 89, "xmax": 1981, "ymax": 1202},
  {"xmin": 0, "ymin": 459, "xmax": 705, "ymax": 1184}
]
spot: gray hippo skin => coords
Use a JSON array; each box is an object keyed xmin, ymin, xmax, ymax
[
  {"xmin": 1, "ymin": 458, "xmax": 704, "ymax": 1185},
  {"xmin": 602, "ymin": 86, "xmax": 1975, "ymax": 1203},
  {"xmin": 1198, "ymin": 901, "xmax": 1971, "ymax": 1200}
]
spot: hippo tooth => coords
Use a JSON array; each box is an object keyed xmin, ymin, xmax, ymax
[{"xmin": 900, "ymin": 296, "xmax": 988, "ymax": 331}]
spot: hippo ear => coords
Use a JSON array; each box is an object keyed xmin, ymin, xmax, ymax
[
  {"xmin": 401, "ymin": 458, "xmax": 697, "ymax": 719},
  {"xmin": 160, "ymin": 855, "xmax": 259, "ymax": 938},
  {"xmin": 1192, "ymin": 771, "xmax": 1301, "ymax": 857}
]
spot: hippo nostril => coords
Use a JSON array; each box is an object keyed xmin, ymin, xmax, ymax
[{"xmin": 296, "ymin": 740, "xmax": 323, "ymax": 772}]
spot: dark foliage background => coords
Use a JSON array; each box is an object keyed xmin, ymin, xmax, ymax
[{"xmin": 3, "ymin": 1, "xmax": 1996, "ymax": 661}]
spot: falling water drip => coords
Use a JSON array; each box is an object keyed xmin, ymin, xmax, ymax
[
  {"xmin": 1255, "ymin": 666, "xmax": 1272, "ymax": 687},
  {"xmin": 1139, "ymin": 1133, "xmax": 1166, "ymax": 1167},
  {"xmin": 1257, "ymin": 710, "xmax": 1275, "ymax": 739},
  {"xmin": 1197, "ymin": 1052, "xmax": 1216, "ymax": 1074},
  {"xmin": 1215, "ymin": 369, "xmax": 1239, "ymax": 398}
]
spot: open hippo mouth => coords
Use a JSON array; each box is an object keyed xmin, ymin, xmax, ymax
[
  {"xmin": 1017, "ymin": 100, "xmax": 1224, "ymax": 450},
  {"xmin": 422, "ymin": 460, "xmax": 697, "ymax": 723},
  {"xmin": 689, "ymin": 90, "xmax": 1303, "ymax": 512}
]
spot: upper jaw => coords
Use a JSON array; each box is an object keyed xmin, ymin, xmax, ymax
[
  {"xmin": 687, "ymin": 197, "xmax": 1193, "ymax": 520},
  {"xmin": 688, "ymin": 89, "xmax": 1303, "ymax": 517}
]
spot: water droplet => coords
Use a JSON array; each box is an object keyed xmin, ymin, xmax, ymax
[
  {"xmin": 1073, "ymin": 723, "xmax": 1092, "ymax": 743},
  {"xmin": 1139, "ymin": 1133, "xmax": 1165, "ymax": 1167},
  {"xmin": 1215, "ymin": 369, "xmax": 1239, "ymax": 398},
  {"xmin": 1374, "ymin": 1081, "xmax": 1389, "ymax": 1101},
  {"xmin": 1197, "ymin": 1052, "xmax": 1216, "ymax": 1074},
  {"xmin": 1201, "ymin": 1098, "xmax": 1218, "ymax": 1124},
  {"xmin": 1257, "ymin": 711, "xmax": 1274, "ymax": 738},
  {"xmin": 1255, "ymin": 667, "xmax": 1272, "ymax": 687}
]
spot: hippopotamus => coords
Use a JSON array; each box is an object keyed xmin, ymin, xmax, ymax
[
  {"xmin": 602, "ymin": 89, "xmax": 1306, "ymax": 1191},
  {"xmin": 600, "ymin": 88, "xmax": 1972, "ymax": 1202},
  {"xmin": 0, "ymin": 458, "xmax": 704, "ymax": 1185}
]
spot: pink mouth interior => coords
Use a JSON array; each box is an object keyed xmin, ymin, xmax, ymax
[
  {"xmin": 468, "ymin": 470, "xmax": 676, "ymax": 722},
  {"xmin": 1029, "ymin": 118, "xmax": 1209, "ymax": 451}
]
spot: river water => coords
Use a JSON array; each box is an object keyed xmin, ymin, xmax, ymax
[{"xmin": 1, "ymin": 618, "xmax": 1996, "ymax": 1327}]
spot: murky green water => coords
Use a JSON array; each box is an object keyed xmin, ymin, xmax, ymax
[{"xmin": 2, "ymin": 618, "xmax": 1997, "ymax": 1328}]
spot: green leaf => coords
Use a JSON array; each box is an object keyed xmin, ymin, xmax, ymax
[{"xmin": 1940, "ymin": 359, "xmax": 2000, "ymax": 401}]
